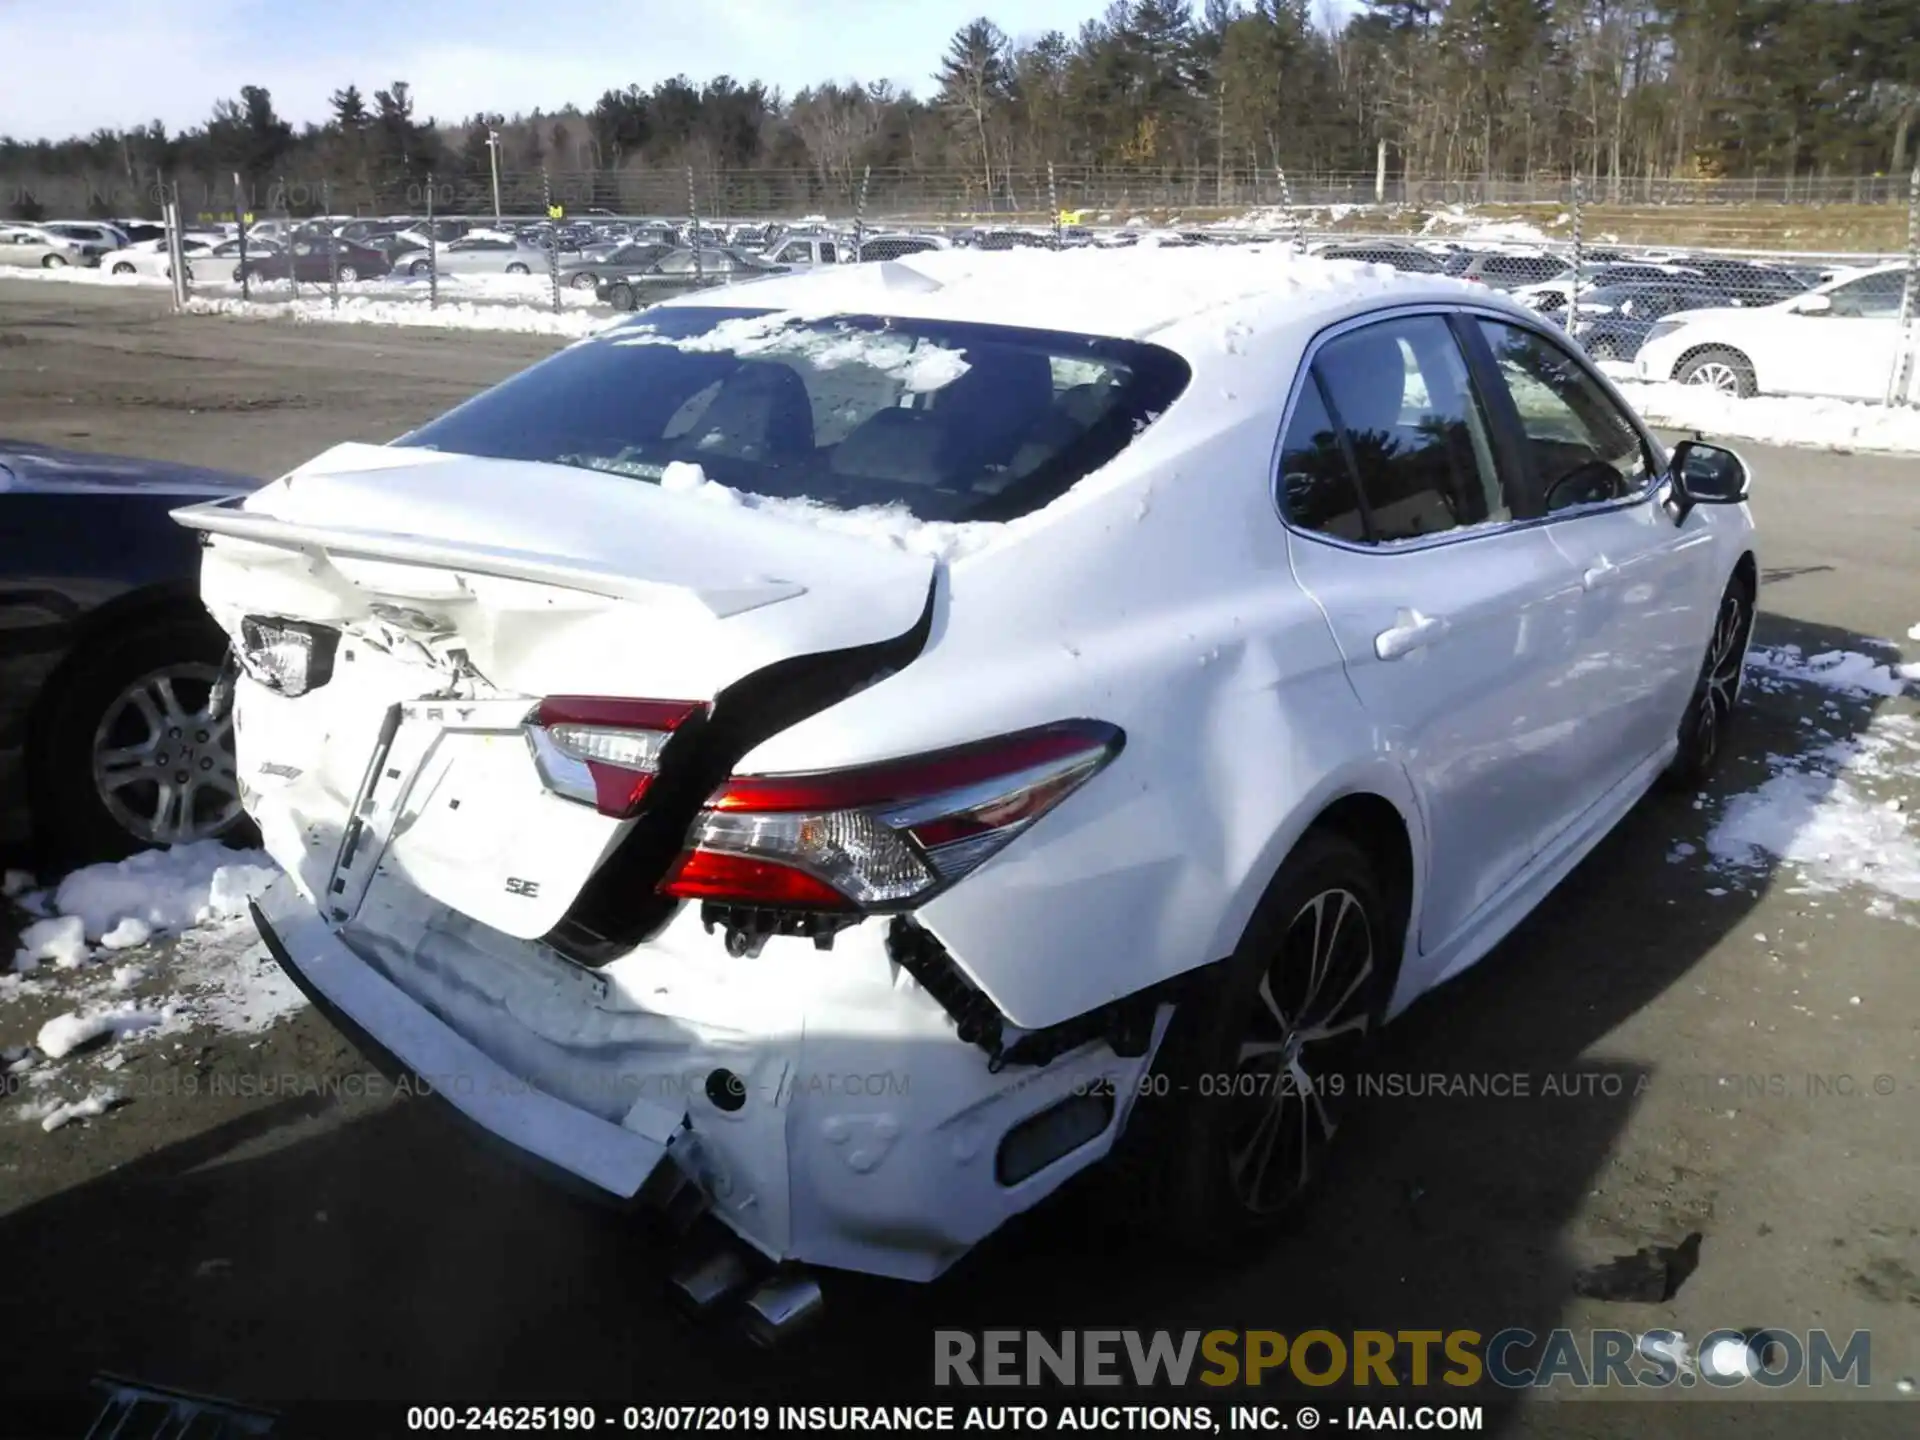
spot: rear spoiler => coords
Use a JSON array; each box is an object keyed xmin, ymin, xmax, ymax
[{"xmin": 171, "ymin": 499, "xmax": 807, "ymax": 619}]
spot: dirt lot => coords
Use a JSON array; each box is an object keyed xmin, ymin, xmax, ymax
[{"xmin": 1, "ymin": 281, "xmax": 1917, "ymax": 1438}]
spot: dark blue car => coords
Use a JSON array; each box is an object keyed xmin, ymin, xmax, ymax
[{"xmin": 1, "ymin": 441, "xmax": 260, "ymax": 863}]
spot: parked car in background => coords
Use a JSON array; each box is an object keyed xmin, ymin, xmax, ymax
[
  {"xmin": 0, "ymin": 224, "xmax": 100, "ymax": 268},
  {"xmin": 1684, "ymin": 259, "xmax": 1812, "ymax": 305},
  {"xmin": 850, "ymin": 233, "xmax": 949, "ymax": 262},
  {"xmin": 1514, "ymin": 262, "xmax": 1703, "ymax": 314},
  {"xmin": 42, "ymin": 221, "xmax": 129, "ymax": 251},
  {"xmin": 595, "ymin": 247, "xmax": 787, "ymax": 310},
  {"xmin": 559, "ymin": 241, "xmax": 673, "ymax": 290},
  {"xmin": 238, "ymin": 237, "xmax": 391, "ymax": 284},
  {"xmin": 185, "ymin": 236, "xmax": 274, "ymax": 282},
  {"xmin": 1316, "ymin": 243, "xmax": 1449, "ymax": 274},
  {"xmin": 1450, "ymin": 251, "xmax": 1570, "ymax": 290},
  {"xmin": 105, "ymin": 238, "xmax": 182, "ymax": 280},
  {"xmin": 395, "ymin": 234, "xmax": 549, "ymax": 278},
  {"xmin": 2, "ymin": 441, "xmax": 261, "ymax": 862},
  {"xmin": 1560, "ymin": 283, "xmax": 1739, "ymax": 361},
  {"xmin": 763, "ymin": 234, "xmax": 842, "ymax": 267},
  {"xmin": 1635, "ymin": 262, "xmax": 1913, "ymax": 399}
]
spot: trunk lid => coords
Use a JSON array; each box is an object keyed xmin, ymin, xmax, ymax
[{"xmin": 176, "ymin": 443, "xmax": 935, "ymax": 940}]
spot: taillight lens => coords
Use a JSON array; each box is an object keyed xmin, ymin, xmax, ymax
[
  {"xmin": 238, "ymin": 616, "xmax": 338, "ymax": 697},
  {"xmin": 525, "ymin": 696, "xmax": 705, "ymax": 818},
  {"xmin": 659, "ymin": 720, "xmax": 1123, "ymax": 910}
]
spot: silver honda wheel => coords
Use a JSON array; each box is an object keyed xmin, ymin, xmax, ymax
[
  {"xmin": 91, "ymin": 662, "xmax": 241, "ymax": 846},
  {"xmin": 1228, "ymin": 887, "xmax": 1375, "ymax": 1215}
]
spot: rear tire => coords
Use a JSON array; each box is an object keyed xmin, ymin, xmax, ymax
[
  {"xmin": 505, "ymin": 262, "xmax": 530, "ymax": 275},
  {"xmin": 569, "ymin": 271, "xmax": 598, "ymax": 290},
  {"xmin": 607, "ymin": 283, "xmax": 635, "ymax": 311},
  {"xmin": 1665, "ymin": 571, "xmax": 1755, "ymax": 789},
  {"xmin": 111, "ymin": 261, "xmax": 137, "ymax": 276},
  {"xmin": 337, "ymin": 264, "xmax": 359, "ymax": 283},
  {"xmin": 1675, "ymin": 346, "xmax": 1756, "ymax": 398},
  {"xmin": 29, "ymin": 613, "xmax": 255, "ymax": 866},
  {"xmin": 1588, "ymin": 335, "xmax": 1620, "ymax": 362},
  {"xmin": 1110, "ymin": 830, "xmax": 1395, "ymax": 1252}
]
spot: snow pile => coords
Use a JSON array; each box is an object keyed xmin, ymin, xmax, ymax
[
  {"xmin": 23, "ymin": 1089, "xmax": 125, "ymax": 1132},
  {"xmin": 50, "ymin": 840, "xmax": 278, "ymax": 943},
  {"xmin": 1748, "ymin": 644, "xmax": 1917, "ymax": 698},
  {"xmin": 37, "ymin": 1006, "xmax": 161, "ymax": 1059},
  {"xmin": 1418, "ymin": 207, "xmax": 1559, "ymax": 244},
  {"xmin": 621, "ymin": 312, "xmax": 973, "ymax": 391},
  {"xmin": 13, "ymin": 916, "xmax": 87, "ymax": 971},
  {"xmin": 655, "ymin": 461, "xmax": 998, "ymax": 563},
  {"xmin": 183, "ymin": 294, "xmax": 612, "ymax": 338},
  {"xmin": 1613, "ymin": 381, "xmax": 1920, "ymax": 457},
  {"xmin": 1707, "ymin": 771, "xmax": 1920, "ymax": 902},
  {"xmin": 0, "ymin": 265, "xmax": 166, "ymax": 288},
  {"xmin": 1705, "ymin": 702, "xmax": 1920, "ymax": 904}
]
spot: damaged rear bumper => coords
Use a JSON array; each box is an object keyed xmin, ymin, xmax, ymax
[
  {"xmin": 251, "ymin": 881, "xmax": 679, "ymax": 1199},
  {"xmin": 249, "ymin": 875, "xmax": 1164, "ymax": 1282}
]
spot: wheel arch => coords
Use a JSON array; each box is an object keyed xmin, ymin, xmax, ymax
[
  {"xmin": 1731, "ymin": 548, "xmax": 1758, "ymax": 597},
  {"xmin": 1210, "ymin": 772, "xmax": 1425, "ymax": 1026},
  {"xmin": 1671, "ymin": 340, "xmax": 1758, "ymax": 389}
]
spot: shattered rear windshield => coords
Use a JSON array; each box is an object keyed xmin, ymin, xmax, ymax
[{"xmin": 395, "ymin": 307, "xmax": 1192, "ymax": 523}]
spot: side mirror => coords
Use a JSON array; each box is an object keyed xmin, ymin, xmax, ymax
[
  {"xmin": 1789, "ymin": 293, "xmax": 1832, "ymax": 316},
  {"xmin": 1670, "ymin": 440, "xmax": 1750, "ymax": 517}
]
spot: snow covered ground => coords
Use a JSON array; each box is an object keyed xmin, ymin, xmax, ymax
[
  {"xmin": 1606, "ymin": 376, "xmax": 1920, "ymax": 457},
  {"xmin": 4, "ymin": 841, "xmax": 306, "ymax": 1134},
  {"xmin": 184, "ymin": 293, "xmax": 611, "ymax": 337},
  {"xmin": 1689, "ymin": 639, "xmax": 1920, "ymax": 919}
]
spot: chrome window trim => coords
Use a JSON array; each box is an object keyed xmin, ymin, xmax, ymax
[{"xmin": 1268, "ymin": 300, "xmax": 1672, "ymax": 557}]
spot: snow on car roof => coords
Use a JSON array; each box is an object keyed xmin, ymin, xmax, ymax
[{"xmin": 649, "ymin": 241, "xmax": 1479, "ymax": 346}]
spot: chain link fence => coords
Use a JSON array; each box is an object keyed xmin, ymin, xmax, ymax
[{"xmin": 137, "ymin": 165, "xmax": 1920, "ymax": 409}]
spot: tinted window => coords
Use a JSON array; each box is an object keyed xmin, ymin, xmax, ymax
[
  {"xmin": 1311, "ymin": 316, "xmax": 1508, "ymax": 542},
  {"xmin": 1278, "ymin": 377, "xmax": 1366, "ymax": 542},
  {"xmin": 398, "ymin": 308, "xmax": 1191, "ymax": 524},
  {"xmin": 1826, "ymin": 272, "xmax": 1906, "ymax": 319},
  {"xmin": 1477, "ymin": 320, "xmax": 1652, "ymax": 510}
]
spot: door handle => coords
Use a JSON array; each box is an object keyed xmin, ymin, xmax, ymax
[
  {"xmin": 1374, "ymin": 609, "xmax": 1449, "ymax": 660},
  {"xmin": 1583, "ymin": 558, "xmax": 1619, "ymax": 589}
]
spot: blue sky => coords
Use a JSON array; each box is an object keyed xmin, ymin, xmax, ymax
[{"xmin": 0, "ymin": 0, "xmax": 1359, "ymax": 140}]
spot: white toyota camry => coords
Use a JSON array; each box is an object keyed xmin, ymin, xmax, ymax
[{"xmin": 176, "ymin": 246, "xmax": 1758, "ymax": 1312}]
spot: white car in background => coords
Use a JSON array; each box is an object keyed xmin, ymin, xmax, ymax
[
  {"xmin": 41, "ymin": 220, "xmax": 128, "ymax": 252},
  {"xmin": 1635, "ymin": 263, "xmax": 1914, "ymax": 401},
  {"xmin": 177, "ymin": 250, "xmax": 1757, "ymax": 1312},
  {"xmin": 0, "ymin": 223, "xmax": 100, "ymax": 268},
  {"xmin": 106, "ymin": 237, "xmax": 185, "ymax": 279}
]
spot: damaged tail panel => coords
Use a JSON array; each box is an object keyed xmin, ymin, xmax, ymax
[{"xmin": 174, "ymin": 450, "xmax": 938, "ymax": 942}]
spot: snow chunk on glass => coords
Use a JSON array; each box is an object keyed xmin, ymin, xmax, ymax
[{"xmin": 615, "ymin": 311, "xmax": 973, "ymax": 394}]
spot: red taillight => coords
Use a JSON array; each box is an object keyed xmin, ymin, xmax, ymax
[
  {"xmin": 658, "ymin": 851, "xmax": 854, "ymax": 909},
  {"xmin": 658, "ymin": 720, "xmax": 1123, "ymax": 910},
  {"xmin": 525, "ymin": 695, "xmax": 705, "ymax": 818}
]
